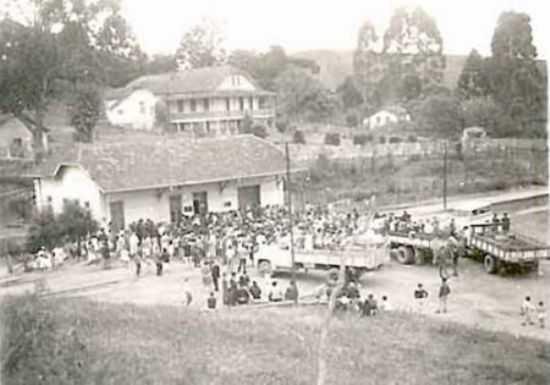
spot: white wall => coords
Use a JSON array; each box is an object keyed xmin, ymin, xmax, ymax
[
  {"xmin": 106, "ymin": 90, "xmax": 157, "ymax": 131},
  {"xmin": 36, "ymin": 166, "xmax": 105, "ymax": 221},
  {"xmin": 260, "ymin": 178, "xmax": 285, "ymax": 206},
  {"xmin": 106, "ymin": 189, "xmax": 170, "ymax": 225}
]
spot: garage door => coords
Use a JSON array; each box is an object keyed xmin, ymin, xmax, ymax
[{"xmin": 238, "ymin": 185, "xmax": 260, "ymax": 210}]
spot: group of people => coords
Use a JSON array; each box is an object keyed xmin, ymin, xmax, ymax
[{"xmin": 521, "ymin": 296, "xmax": 546, "ymax": 329}]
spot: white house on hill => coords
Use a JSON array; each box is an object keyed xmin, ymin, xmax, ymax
[
  {"xmin": 28, "ymin": 135, "xmax": 298, "ymax": 232},
  {"xmin": 105, "ymin": 66, "xmax": 276, "ymax": 136},
  {"xmin": 363, "ymin": 106, "xmax": 411, "ymax": 129}
]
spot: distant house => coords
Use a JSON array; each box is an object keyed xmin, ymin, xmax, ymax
[
  {"xmin": 28, "ymin": 135, "xmax": 299, "ymax": 231},
  {"xmin": 363, "ymin": 106, "xmax": 411, "ymax": 129},
  {"xmin": 105, "ymin": 89, "xmax": 158, "ymax": 131},
  {"xmin": 462, "ymin": 126, "xmax": 487, "ymax": 141},
  {"xmin": 0, "ymin": 116, "xmax": 33, "ymax": 158},
  {"xmin": 105, "ymin": 66, "xmax": 276, "ymax": 136}
]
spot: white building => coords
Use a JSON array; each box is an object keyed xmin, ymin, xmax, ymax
[
  {"xmin": 29, "ymin": 135, "xmax": 296, "ymax": 232},
  {"xmin": 105, "ymin": 89, "xmax": 158, "ymax": 131},
  {"xmin": 105, "ymin": 66, "xmax": 276, "ymax": 136},
  {"xmin": 363, "ymin": 106, "xmax": 411, "ymax": 129}
]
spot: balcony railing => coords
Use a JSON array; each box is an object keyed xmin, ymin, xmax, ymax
[{"xmin": 168, "ymin": 108, "xmax": 275, "ymax": 122}]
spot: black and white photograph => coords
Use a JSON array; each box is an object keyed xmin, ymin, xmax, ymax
[{"xmin": 0, "ymin": 0, "xmax": 548, "ymax": 384}]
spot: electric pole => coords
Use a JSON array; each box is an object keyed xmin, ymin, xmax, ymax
[
  {"xmin": 285, "ymin": 142, "xmax": 296, "ymax": 285},
  {"xmin": 443, "ymin": 141, "xmax": 448, "ymax": 210}
]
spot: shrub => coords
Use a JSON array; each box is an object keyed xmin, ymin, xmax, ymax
[
  {"xmin": 379, "ymin": 136, "xmax": 387, "ymax": 144},
  {"xmin": 353, "ymin": 134, "xmax": 369, "ymax": 146},
  {"xmin": 251, "ymin": 124, "xmax": 268, "ymax": 139},
  {"xmin": 324, "ymin": 133, "xmax": 341, "ymax": 146},
  {"xmin": 407, "ymin": 135, "xmax": 418, "ymax": 143},
  {"xmin": 0, "ymin": 295, "xmax": 89, "ymax": 385},
  {"xmin": 293, "ymin": 130, "xmax": 306, "ymax": 144},
  {"xmin": 389, "ymin": 136, "xmax": 402, "ymax": 144},
  {"xmin": 345, "ymin": 113, "xmax": 358, "ymax": 128},
  {"xmin": 275, "ymin": 120, "xmax": 288, "ymax": 133}
]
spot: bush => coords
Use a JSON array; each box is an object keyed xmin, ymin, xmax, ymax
[
  {"xmin": 353, "ymin": 134, "xmax": 369, "ymax": 146},
  {"xmin": 389, "ymin": 136, "xmax": 402, "ymax": 144},
  {"xmin": 379, "ymin": 136, "xmax": 387, "ymax": 144},
  {"xmin": 293, "ymin": 130, "xmax": 306, "ymax": 144},
  {"xmin": 345, "ymin": 113, "xmax": 358, "ymax": 128},
  {"xmin": 275, "ymin": 120, "xmax": 288, "ymax": 133},
  {"xmin": 407, "ymin": 135, "xmax": 418, "ymax": 143},
  {"xmin": 251, "ymin": 124, "xmax": 268, "ymax": 139},
  {"xmin": 324, "ymin": 133, "xmax": 341, "ymax": 146},
  {"xmin": 0, "ymin": 295, "xmax": 89, "ymax": 385}
]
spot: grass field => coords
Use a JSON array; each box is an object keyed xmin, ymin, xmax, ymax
[{"xmin": 2, "ymin": 297, "xmax": 549, "ymax": 385}]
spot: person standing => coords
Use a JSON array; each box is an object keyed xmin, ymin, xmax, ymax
[
  {"xmin": 521, "ymin": 296, "xmax": 535, "ymax": 326},
  {"xmin": 183, "ymin": 278, "xmax": 193, "ymax": 306},
  {"xmin": 134, "ymin": 248, "xmax": 142, "ymax": 278},
  {"xmin": 284, "ymin": 280, "xmax": 299, "ymax": 304},
  {"xmin": 414, "ymin": 283, "xmax": 429, "ymax": 313},
  {"xmin": 437, "ymin": 278, "xmax": 451, "ymax": 314},
  {"xmin": 501, "ymin": 213, "xmax": 511, "ymax": 233},
  {"xmin": 211, "ymin": 261, "xmax": 221, "ymax": 292},
  {"xmin": 536, "ymin": 301, "xmax": 546, "ymax": 329}
]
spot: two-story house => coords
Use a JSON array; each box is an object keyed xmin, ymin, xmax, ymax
[{"xmin": 105, "ymin": 66, "xmax": 276, "ymax": 136}]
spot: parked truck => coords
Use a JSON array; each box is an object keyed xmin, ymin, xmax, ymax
[{"xmin": 387, "ymin": 223, "xmax": 549, "ymax": 274}]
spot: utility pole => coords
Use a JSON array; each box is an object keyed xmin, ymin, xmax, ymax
[
  {"xmin": 285, "ymin": 142, "xmax": 296, "ymax": 284},
  {"xmin": 443, "ymin": 141, "xmax": 448, "ymax": 210}
]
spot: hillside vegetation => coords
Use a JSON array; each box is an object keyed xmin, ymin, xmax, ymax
[{"xmin": 1, "ymin": 296, "xmax": 549, "ymax": 385}]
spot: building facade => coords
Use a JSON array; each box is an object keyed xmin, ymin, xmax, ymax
[
  {"xmin": 364, "ymin": 106, "xmax": 411, "ymax": 129},
  {"xmin": 105, "ymin": 66, "xmax": 276, "ymax": 136},
  {"xmin": 105, "ymin": 89, "xmax": 158, "ymax": 131},
  {"xmin": 29, "ymin": 136, "xmax": 293, "ymax": 232}
]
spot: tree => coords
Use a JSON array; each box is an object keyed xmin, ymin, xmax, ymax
[
  {"xmin": 69, "ymin": 85, "xmax": 102, "ymax": 142},
  {"xmin": 0, "ymin": 0, "xmax": 143, "ymax": 154},
  {"xmin": 457, "ymin": 49, "xmax": 491, "ymax": 100},
  {"xmin": 176, "ymin": 19, "xmax": 226, "ymax": 69},
  {"xmin": 144, "ymin": 54, "xmax": 178, "ymax": 75},
  {"xmin": 336, "ymin": 76, "xmax": 364, "ymax": 110},
  {"xmin": 461, "ymin": 97, "xmax": 502, "ymax": 136},
  {"xmin": 414, "ymin": 95, "xmax": 462, "ymax": 138},
  {"xmin": 382, "ymin": 6, "xmax": 445, "ymax": 101},
  {"xmin": 353, "ymin": 20, "xmax": 382, "ymax": 106},
  {"xmin": 487, "ymin": 11, "xmax": 545, "ymax": 133},
  {"xmin": 276, "ymin": 67, "xmax": 338, "ymax": 123}
]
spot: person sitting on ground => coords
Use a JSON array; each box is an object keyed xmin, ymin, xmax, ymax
[
  {"xmin": 207, "ymin": 292, "xmax": 217, "ymax": 310},
  {"xmin": 236, "ymin": 283, "xmax": 250, "ymax": 305},
  {"xmin": 249, "ymin": 280, "xmax": 262, "ymax": 300},
  {"xmin": 361, "ymin": 294, "xmax": 378, "ymax": 317},
  {"xmin": 284, "ymin": 280, "xmax": 299, "ymax": 303},
  {"xmin": 268, "ymin": 281, "xmax": 284, "ymax": 302}
]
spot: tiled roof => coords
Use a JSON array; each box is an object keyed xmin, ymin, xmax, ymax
[
  {"xmin": 125, "ymin": 65, "xmax": 266, "ymax": 95},
  {"xmin": 28, "ymin": 135, "xmax": 290, "ymax": 192}
]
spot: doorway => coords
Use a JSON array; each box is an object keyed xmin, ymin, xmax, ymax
[
  {"xmin": 109, "ymin": 201, "xmax": 125, "ymax": 233},
  {"xmin": 169, "ymin": 195, "xmax": 182, "ymax": 223},
  {"xmin": 192, "ymin": 191, "xmax": 208, "ymax": 215},
  {"xmin": 238, "ymin": 185, "xmax": 260, "ymax": 210}
]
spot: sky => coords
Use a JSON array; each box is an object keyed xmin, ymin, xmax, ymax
[{"xmin": 121, "ymin": 0, "xmax": 549, "ymax": 58}]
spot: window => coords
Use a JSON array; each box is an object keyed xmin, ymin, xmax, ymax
[
  {"xmin": 177, "ymin": 100, "xmax": 184, "ymax": 113},
  {"xmin": 47, "ymin": 196, "xmax": 52, "ymax": 203},
  {"xmin": 224, "ymin": 201, "xmax": 232, "ymax": 207},
  {"xmin": 203, "ymin": 98, "xmax": 209, "ymax": 112},
  {"xmin": 139, "ymin": 101, "xmax": 146, "ymax": 114},
  {"xmin": 190, "ymin": 99, "xmax": 196, "ymax": 112},
  {"xmin": 376, "ymin": 116, "xmax": 381, "ymax": 125},
  {"xmin": 225, "ymin": 98, "xmax": 231, "ymax": 111},
  {"xmin": 239, "ymin": 97, "xmax": 244, "ymax": 111},
  {"xmin": 84, "ymin": 201, "xmax": 90, "ymax": 209},
  {"xmin": 259, "ymin": 97, "xmax": 266, "ymax": 109},
  {"xmin": 183, "ymin": 205, "xmax": 193, "ymax": 213},
  {"xmin": 248, "ymin": 97, "xmax": 253, "ymax": 110},
  {"xmin": 232, "ymin": 75, "xmax": 241, "ymax": 86}
]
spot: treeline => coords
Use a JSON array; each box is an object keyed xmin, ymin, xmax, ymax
[{"xmin": 338, "ymin": 8, "xmax": 547, "ymax": 139}]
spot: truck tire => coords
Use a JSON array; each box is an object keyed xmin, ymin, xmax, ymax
[
  {"xmin": 395, "ymin": 246, "xmax": 415, "ymax": 265},
  {"xmin": 483, "ymin": 254, "xmax": 498, "ymax": 274},
  {"xmin": 258, "ymin": 260, "xmax": 272, "ymax": 276}
]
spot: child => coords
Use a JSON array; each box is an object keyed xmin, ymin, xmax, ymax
[
  {"xmin": 379, "ymin": 295, "xmax": 391, "ymax": 311},
  {"xmin": 521, "ymin": 296, "xmax": 535, "ymax": 326},
  {"xmin": 207, "ymin": 292, "xmax": 217, "ymax": 310},
  {"xmin": 437, "ymin": 277, "xmax": 451, "ymax": 314},
  {"xmin": 414, "ymin": 283, "xmax": 429, "ymax": 313},
  {"xmin": 536, "ymin": 301, "xmax": 546, "ymax": 329}
]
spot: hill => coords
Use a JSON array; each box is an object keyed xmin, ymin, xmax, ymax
[
  {"xmin": 2, "ymin": 296, "xmax": 549, "ymax": 385},
  {"xmin": 292, "ymin": 50, "xmax": 468, "ymax": 91}
]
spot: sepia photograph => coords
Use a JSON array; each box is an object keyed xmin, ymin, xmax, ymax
[{"xmin": 0, "ymin": 0, "xmax": 548, "ymax": 384}]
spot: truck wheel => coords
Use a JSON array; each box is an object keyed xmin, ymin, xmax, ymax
[
  {"xmin": 258, "ymin": 260, "xmax": 272, "ymax": 276},
  {"xmin": 395, "ymin": 246, "xmax": 415, "ymax": 265},
  {"xmin": 483, "ymin": 255, "xmax": 498, "ymax": 274}
]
